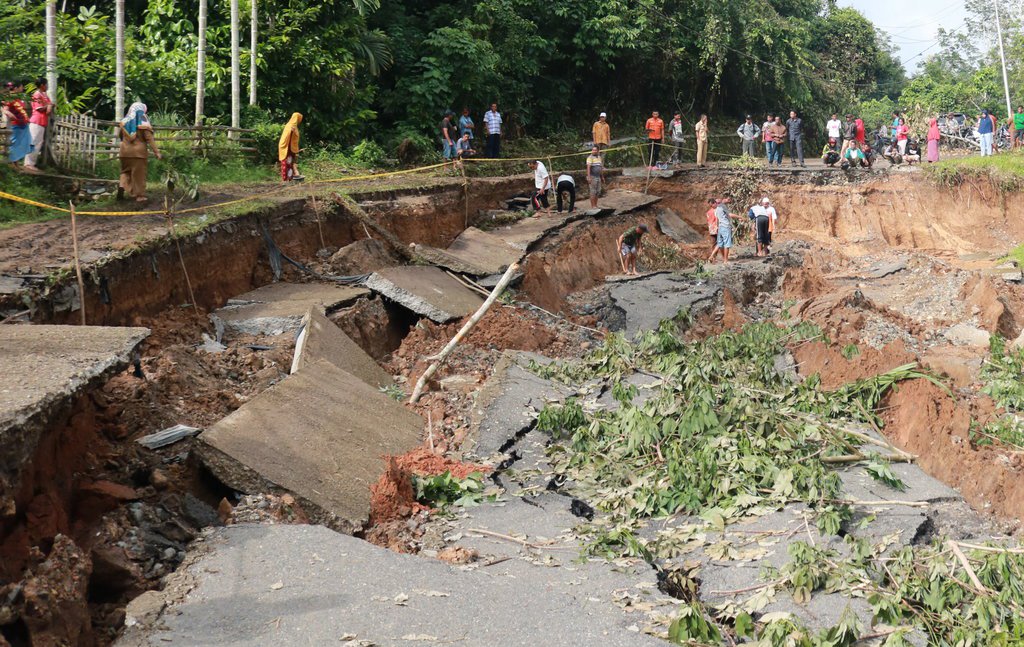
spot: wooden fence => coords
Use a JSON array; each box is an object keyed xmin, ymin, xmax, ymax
[{"xmin": 1, "ymin": 115, "xmax": 255, "ymax": 174}]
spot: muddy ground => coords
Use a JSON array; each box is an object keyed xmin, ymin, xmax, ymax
[{"xmin": 2, "ymin": 166, "xmax": 1024, "ymax": 646}]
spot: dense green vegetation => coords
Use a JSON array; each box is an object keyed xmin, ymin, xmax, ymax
[{"xmin": 2, "ymin": 0, "xmax": 1023, "ymax": 159}]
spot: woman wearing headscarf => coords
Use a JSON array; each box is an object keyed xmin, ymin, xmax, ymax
[
  {"xmin": 854, "ymin": 118, "xmax": 866, "ymax": 145},
  {"xmin": 278, "ymin": 112, "xmax": 304, "ymax": 181},
  {"xmin": 118, "ymin": 102, "xmax": 161, "ymax": 202},
  {"xmin": 926, "ymin": 118, "xmax": 941, "ymax": 163}
]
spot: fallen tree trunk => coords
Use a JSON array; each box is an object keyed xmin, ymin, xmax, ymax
[{"xmin": 409, "ymin": 262, "xmax": 519, "ymax": 403}]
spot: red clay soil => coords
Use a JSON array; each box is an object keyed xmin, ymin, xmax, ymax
[
  {"xmin": 782, "ymin": 254, "xmax": 832, "ymax": 300},
  {"xmin": 882, "ymin": 379, "xmax": 1024, "ymax": 524},
  {"xmin": 792, "ymin": 339, "xmax": 916, "ymax": 390}
]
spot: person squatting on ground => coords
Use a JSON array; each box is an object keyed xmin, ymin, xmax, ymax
[
  {"xmin": 484, "ymin": 103, "xmax": 502, "ymax": 158},
  {"xmin": 529, "ymin": 160, "xmax": 551, "ymax": 216},
  {"xmin": 786, "ymin": 110, "xmax": 805, "ymax": 167},
  {"xmin": 822, "ymin": 138, "xmax": 840, "ymax": 167},
  {"xmin": 883, "ymin": 141, "xmax": 902, "ymax": 166},
  {"xmin": 668, "ymin": 113, "xmax": 685, "ymax": 164},
  {"xmin": 904, "ymin": 139, "xmax": 921, "ymax": 164},
  {"xmin": 762, "ymin": 113, "xmax": 775, "ymax": 164},
  {"xmin": 708, "ymin": 198, "xmax": 733, "ymax": 264},
  {"xmin": 645, "ymin": 111, "xmax": 664, "ymax": 167},
  {"xmin": 454, "ymin": 133, "xmax": 476, "ymax": 170},
  {"xmin": 118, "ymin": 102, "xmax": 162, "ymax": 202},
  {"xmin": 586, "ymin": 147, "xmax": 604, "ymax": 208},
  {"xmin": 25, "ymin": 78, "xmax": 52, "ymax": 172},
  {"xmin": 841, "ymin": 141, "xmax": 867, "ymax": 169},
  {"xmin": 555, "ymin": 172, "xmax": 575, "ymax": 213},
  {"xmin": 737, "ymin": 115, "xmax": 760, "ymax": 157},
  {"xmin": 3, "ymin": 81, "xmax": 32, "ymax": 168},
  {"xmin": 616, "ymin": 223, "xmax": 648, "ymax": 275},
  {"xmin": 695, "ymin": 114, "xmax": 709, "ymax": 167},
  {"xmin": 278, "ymin": 112, "xmax": 303, "ymax": 181},
  {"xmin": 592, "ymin": 112, "xmax": 610, "ymax": 150}
]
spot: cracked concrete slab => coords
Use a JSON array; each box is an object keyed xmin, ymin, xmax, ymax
[
  {"xmin": 290, "ymin": 307, "xmax": 393, "ymax": 389},
  {"xmin": 656, "ymin": 208, "xmax": 704, "ymax": 244},
  {"xmin": 598, "ymin": 188, "xmax": 663, "ymax": 215},
  {"xmin": 467, "ymin": 352, "xmax": 572, "ymax": 458},
  {"xmin": 609, "ymin": 272, "xmax": 720, "ymax": 337},
  {"xmin": 444, "ymin": 227, "xmax": 524, "ymax": 276},
  {"xmin": 1, "ymin": 324, "xmax": 150, "ymax": 511},
  {"xmin": 117, "ymin": 523, "xmax": 667, "ymax": 647},
  {"xmin": 195, "ymin": 360, "xmax": 422, "ymax": 534},
  {"xmin": 210, "ymin": 282, "xmax": 368, "ymax": 337},
  {"xmin": 366, "ymin": 266, "xmax": 484, "ymax": 323}
]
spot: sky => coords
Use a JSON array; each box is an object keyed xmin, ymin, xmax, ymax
[{"xmin": 839, "ymin": 0, "xmax": 968, "ymax": 72}]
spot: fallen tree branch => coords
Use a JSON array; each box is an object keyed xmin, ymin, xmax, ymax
[
  {"xmin": 821, "ymin": 453, "xmax": 914, "ymax": 464},
  {"xmin": 947, "ymin": 540, "xmax": 989, "ymax": 594},
  {"xmin": 409, "ymin": 263, "xmax": 520, "ymax": 403}
]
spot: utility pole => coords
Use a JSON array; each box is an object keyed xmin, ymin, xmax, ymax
[
  {"xmin": 115, "ymin": 0, "xmax": 125, "ymax": 120},
  {"xmin": 249, "ymin": 0, "xmax": 257, "ymax": 106},
  {"xmin": 230, "ymin": 0, "xmax": 240, "ymax": 134},
  {"xmin": 994, "ymin": 0, "xmax": 1013, "ymax": 123},
  {"xmin": 45, "ymin": 0, "xmax": 57, "ymax": 100},
  {"xmin": 195, "ymin": 0, "xmax": 207, "ymax": 125}
]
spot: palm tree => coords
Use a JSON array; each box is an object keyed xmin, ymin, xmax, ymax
[
  {"xmin": 45, "ymin": 0, "xmax": 57, "ymax": 101},
  {"xmin": 194, "ymin": 0, "xmax": 207, "ymax": 125},
  {"xmin": 230, "ymin": 0, "xmax": 240, "ymax": 133},
  {"xmin": 249, "ymin": 0, "xmax": 257, "ymax": 106},
  {"xmin": 114, "ymin": 0, "xmax": 124, "ymax": 121}
]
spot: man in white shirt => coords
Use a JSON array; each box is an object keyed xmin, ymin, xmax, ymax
[
  {"xmin": 483, "ymin": 103, "xmax": 503, "ymax": 158},
  {"xmin": 555, "ymin": 173, "xmax": 576, "ymax": 213},
  {"xmin": 529, "ymin": 160, "xmax": 551, "ymax": 216},
  {"xmin": 826, "ymin": 113, "xmax": 842, "ymax": 143}
]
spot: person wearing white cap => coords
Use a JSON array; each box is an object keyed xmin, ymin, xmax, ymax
[{"xmin": 592, "ymin": 112, "xmax": 610, "ymax": 150}]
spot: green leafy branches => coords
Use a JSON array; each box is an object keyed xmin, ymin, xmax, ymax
[{"xmin": 412, "ymin": 471, "xmax": 494, "ymax": 509}]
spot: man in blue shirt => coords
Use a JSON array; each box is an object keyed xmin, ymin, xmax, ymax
[
  {"xmin": 978, "ymin": 109, "xmax": 995, "ymax": 157},
  {"xmin": 786, "ymin": 110, "xmax": 805, "ymax": 167}
]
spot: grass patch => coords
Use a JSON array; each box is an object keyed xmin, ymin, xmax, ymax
[
  {"xmin": 924, "ymin": 151, "xmax": 1024, "ymax": 192},
  {"xmin": 0, "ymin": 166, "xmax": 68, "ymax": 228}
]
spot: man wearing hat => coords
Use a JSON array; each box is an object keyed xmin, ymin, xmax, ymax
[
  {"xmin": 616, "ymin": 223, "xmax": 648, "ymax": 276},
  {"xmin": 592, "ymin": 112, "xmax": 610, "ymax": 150},
  {"xmin": 736, "ymin": 115, "xmax": 761, "ymax": 157}
]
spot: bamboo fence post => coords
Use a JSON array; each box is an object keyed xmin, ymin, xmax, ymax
[
  {"xmin": 68, "ymin": 202, "xmax": 87, "ymax": 325},
  {"xmin": 409, "ymin": 262, "xmax": 519, "ymax": 403},
  {"xmin": 644, "ymin": 140, "xmax": 654, "ymax": 194},
  {"xmin": 165, "ymin": 196, "xmax": 199, "ymax": 315}
]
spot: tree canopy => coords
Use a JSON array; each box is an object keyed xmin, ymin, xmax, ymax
[{"xmin": 3, "ymin": 0, "xmax": 1020, "ymax": 151}]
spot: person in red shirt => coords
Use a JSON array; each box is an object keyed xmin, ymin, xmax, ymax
[
  {"xmin": 25, "ymin": 77, "xmax": 53, "ymax": 171},
  {"xmin": 645, "ymin": 111, "xmax": 665, "ymax": 168},
  {"xmin": 896, "ymin": 118, "xmax": 910, "ymax": 155},
  {"xmin": 2, "ymin": 81, "xmax": 32, "ymax": 167}
]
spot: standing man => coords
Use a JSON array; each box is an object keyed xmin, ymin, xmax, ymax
[
  {"xmin": 762, "ymin": 113, "xmax": 774, "ymax": 164},
  {"xmin": 484, "ymin": 102, "xmax": 502, "ymax": 158},
  {"xmin": 826, "ymin": 113, "xmax": 842, "ymax": 146},
  {"xmin": 586, "ymin": 146, "xmax": 604, "ymax": 208},
  {"xmin": 736, "ymin": 115, "xmax": 760, "ymax": 157},
  {"xmin": 786, "ymin": 110, "xmax": 805, "ymax": 167},
  {"xmin": 770, "ymin": 117, "xmax": 787, "ymax": 166},
  {"xmin": 708, "ymin": 198, "xmax": 733, "ymax": 264},
  {"xmin": 645, "ymin": 110, "xmax": 664, "ymax": 168},
  {"xmin": 24, "ymin": 77, "xmax": 53, "ymax": 172},
  {"xmin": 555, "ymin": 172, "xmax": 576, "ymax": 213},
  {"xmin": 695, "ymin": 114, "xmax": 709, "ymax": 167},
  {"xmin": 1014, "ymin": 106, "xmax": 1024, "ymax": 150},
  {"xmin": 616, "ymin": 223, "xmax": 648, "ymax": 275},
  {"xmin": 458, "ymin": 107, "xmax": 474, "ymax": 141},
  {"xmin": 668, "ymin": 112, "xmax": 686, "ymax": 164},
  {"xmin": 528, "ymin": 160, "xmax": 551, "ymax": 216},
  {"xmin": 592, "ymin": 112, "xmax": 610, "ymax": 150},
  {"xmin": 440, "ymin": 110, "xmax": 456, "ymax": 166}
]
